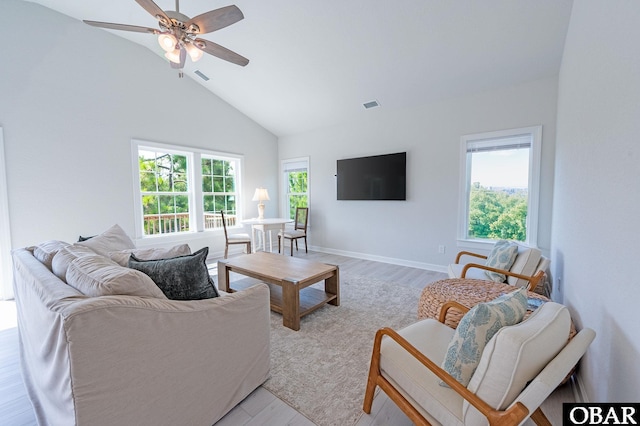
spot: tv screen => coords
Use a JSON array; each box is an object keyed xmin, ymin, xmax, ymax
[{"xmin": 337, "ymin": 152, "xmax": 406, "ymax": 200}]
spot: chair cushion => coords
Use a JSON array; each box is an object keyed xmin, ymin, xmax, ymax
[
  {"xmin": 66, "ymin": 255, "xmax": 167, "ymax": 299},
  {"xmin": 227, "ymin": 233, "xmax": 251, "ymax": 242},
  {"xmin": 380, "ymin": 319, "xmax": 464, "ymax": 426},
  {"xmin": 484, "ymin": 240, "xmax": 518, "ymax": 282},
  {"xmin": 463, "ymin": 302, "xmax": 571, "ymax": 425},
  {"xmin": 76, "ymin": 224, "xmax": 136, "ymax": 257},
  {"xmin": 128, "ymin": 247, "xmax": 219, "ymax": 300},
  {"xmin": 279, "ymin": 229, "xmax": 306, "ymax": 238},
  {"xmin": 507, "ymin": 246, "xmax": 542, "ymax": 287},
  {"xmin": 440, "ymin": 287, "xmax": 528, "ymax": 386},
  {"xmin": 447, "ymin": 263, "xmax": 491, "ymax": 281}
]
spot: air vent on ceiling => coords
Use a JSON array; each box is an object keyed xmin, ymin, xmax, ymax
[
  {"xmin": 363, "ymin": 100, "xmax": 380, "ymax": 109},
  {"xmin": 194, "ymin": 70, "xmax": 210, "ymax": 81}
]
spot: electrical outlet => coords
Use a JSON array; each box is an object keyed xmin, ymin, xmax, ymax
[{"xmin": 438, "ymin": 245, "xmax": 446, "ymax": 254}]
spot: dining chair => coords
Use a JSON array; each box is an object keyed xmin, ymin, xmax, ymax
[
  {"xmin": 220, "ymin": 210, "xmax": 252, "ymax": 258},
  {"xmin": 278, "ymin": 207, "xmax": 308, "ymax": 256}
]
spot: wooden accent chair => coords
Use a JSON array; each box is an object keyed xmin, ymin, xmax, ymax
[
  {"xmin": 363, "ymin": 301, "xmax": 595, "ymax": 426},
  {"xmin": 220, "ymin": 210, "xmax": 251, "ymax": 258},
  {"xmin": 278, "ymin": 207, "xmax": 309, "ymax": 256},
  {"xmin": 449, "ymin": 245, "xmax": 550, "ymax": 293}
]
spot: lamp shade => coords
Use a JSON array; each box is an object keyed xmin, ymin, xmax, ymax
[
  {"xmin": 158, "ymin": 33, "xmax": 177, "ymax": 52},
  {"xmin": 252, "ymin": 188, "xmax": 270, "ymax": 202}
]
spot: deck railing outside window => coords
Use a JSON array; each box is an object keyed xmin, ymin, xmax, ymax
[{"xmin": 143, "ymin": 213, "xmax": 237, "ymax": 235}]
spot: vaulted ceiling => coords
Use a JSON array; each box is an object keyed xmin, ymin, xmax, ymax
[{"xmin": 25, "ymin": 0, "xmax": 574, "ymax": 136}]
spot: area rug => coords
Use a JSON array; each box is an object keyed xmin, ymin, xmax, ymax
[{"xmin": 262, "ymin": 275, "xmax": 423, "ymax": 426}]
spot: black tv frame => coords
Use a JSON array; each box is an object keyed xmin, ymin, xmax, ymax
[{"xmin": 336, "ymin": 152, "xmax": 407, "ymax": 201}]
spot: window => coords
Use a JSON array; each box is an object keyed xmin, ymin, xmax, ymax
[
  {"xmin": 201, "ymin": 156, "xmax": 238, "ymax": 229},
  {"xmin": 132, "ymin": 140, "xmax": 243, "ymax": 238},
  {"xmin": 138, "ymin": 149, "xmax": 190, "ymax": 235},
  {"xmin": 281, "ymin": 157, "xmax": 309, "ymax": 220},
  {"xmin": 458, "ymin": 126, "xmax": 541, "ymax": 247}
]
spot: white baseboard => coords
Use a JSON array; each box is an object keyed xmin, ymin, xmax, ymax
[{"xmin": 309, "ymin": 245, "xmax": 448, "ymax": 274}]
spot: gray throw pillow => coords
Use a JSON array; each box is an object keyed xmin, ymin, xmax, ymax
[{"xmin": 128, "ymin": 247, "xmax": 219, "ymax": 300}]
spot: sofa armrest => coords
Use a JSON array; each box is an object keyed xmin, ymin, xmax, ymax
[{"xmin": 62, "ymin": 284, "xmax": 271, "ymax": 426}]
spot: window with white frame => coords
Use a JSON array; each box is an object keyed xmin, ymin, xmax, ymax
[
  {"xmin": 132, "ymin": 140, "xmax": 243, "ymax": 238},
  {"xmin": 458, "ymin": 126, "xmax": 541, "ymax": 247},
  {"xmin": 281, "ymin": 157, "xmax": 309, "ymax": 220}
]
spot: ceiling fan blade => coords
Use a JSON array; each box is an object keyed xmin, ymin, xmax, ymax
[
  {"xmin": 195, "ymin": 38, "xmax": 249, "ymax": 66},
  {"xmin": 83, "ymin": 20, "xmax": 159, "ymax": 34},
  {"xmin": 135, "ymin": 0, "xmax": 173, "ymax": 27},
  {"xmin": 170, "ymin": 47, "xmax": 187, "ymax": 69},
  {"xmin": 186, "ymin": 5, "xmax": 244, "ymax": 34}
]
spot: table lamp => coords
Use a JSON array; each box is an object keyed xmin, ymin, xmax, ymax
[{"xmin": 252, "ymin": 187, "xmax": 270, "ymax": 219}]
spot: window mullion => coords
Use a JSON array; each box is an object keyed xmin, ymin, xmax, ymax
[{"xmin": 192, "ymin": 153, "xmax": 204, "ymax": 232}]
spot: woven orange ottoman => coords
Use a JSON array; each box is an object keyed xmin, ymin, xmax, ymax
[{"xmin": 418, "ymin": 278, "xmax": 551, "ymax": 329}]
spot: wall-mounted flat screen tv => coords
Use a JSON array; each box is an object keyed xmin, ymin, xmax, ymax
[{"xmin": 337, "ymin": 152, "xmax": 406, "ymax": 200}]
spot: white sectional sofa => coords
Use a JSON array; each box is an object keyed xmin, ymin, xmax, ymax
[{"xmin": 12, "ymin": 231, "xmax": 270, "ymax": 426}]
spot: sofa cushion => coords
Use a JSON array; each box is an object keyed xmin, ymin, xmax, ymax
[
  {"xmin": 76, "ymin": 224, "xmax": 135, "ymax": 257},
  {"xmin": 34, "ymin": 240, "xmax": 70, "ymax": 270},
  {"xmin": 440, "ymin": 287, "xmax": 527, "ymax": 386},
  {"xmin": 484, "ymin": 240, "xmax": 518, "ymax": 282},
  {"xmin": 507, "ymin": 246, "xmax": 542, "ymax": 287},
  {"xmin": 66, "ymin": 255, "xmax": 167, "ymax": 299},
  {"xmin": 52, "ymin": 244, "xmax": 97, "ymax": 282},
  {"xmin": 463, "ymin": 302, "xmax": 571, "ymax": 425},
  {"xmin": 128, "ymin": 247, "xmax": 219, "ymax": 300},
  {"xmin": 109, "ymin": 244, "xmax": 191, "ymax": 267}
]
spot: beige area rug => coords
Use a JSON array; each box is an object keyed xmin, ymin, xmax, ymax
[{"xmin": 262, "ymin": 275, "xmax": 423, "ymax": 426}]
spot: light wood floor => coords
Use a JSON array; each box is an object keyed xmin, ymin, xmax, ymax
[{"xmin": 0, "ymin": 250, "xmax": 572, "ymax": 425}]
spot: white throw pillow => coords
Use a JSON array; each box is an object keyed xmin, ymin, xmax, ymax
[
  {"xmin": 507, "ymin": 246, "xmax": 542, "ymax": 287},
  {"xmin": 52, "ymin": 244, "xmax": 97, "ymax": 282},
  {"xmin": 463, "ymin": 302, "xmax": 571, "ymax": 424},
  {"xmin": 76, "ymin": 224, "xmax": 135, "ymax": 257},
  {"xmin": 484, "ymin": 240, "xmax": 518, "ymax": 282},
  {"xmin": 34, "ymin": 240, "xmax": 70, "ymax": 270},
  {"xmin": 109, "ymin": 244, "xmax": 191, "ymax": 267},
  {"xmin": 66, "ymin": 255, "xmax": 166, "ymax": 299}
]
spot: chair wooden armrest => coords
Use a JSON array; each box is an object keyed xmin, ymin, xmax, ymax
[
  {"xmin": 454, "ymin": 250, "xmax": 488, "ymax": 264},
  {"xmin": 363, "ymin": 327, "xmax": 530, "ymax": 426},
  {"xmin": 461, "ymin": 264, "xmax": 545, "ymax": 291},
  {"xmin": 438, "ymin": 301, "xmax": 470, "ymax": 323}
]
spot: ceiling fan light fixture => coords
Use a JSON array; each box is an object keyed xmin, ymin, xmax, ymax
[
  {"xmin": 164, "ymin": 48, "xmax": 182, "ymax": 64},
  {"xmin": 185, "ymin": 43, "xmax": 203, "ymax": 62},
  {"xmin": 158, "ymin": 33, "xmax": 177, "ymax": 52}
]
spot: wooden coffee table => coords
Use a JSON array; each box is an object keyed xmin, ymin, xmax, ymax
[{"xmin": 217, "ymin": 252, "xmax": 340, "ymax": 331}]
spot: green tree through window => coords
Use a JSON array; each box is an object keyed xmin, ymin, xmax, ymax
[
  {"xmin": 459, "ymin": 126, "xmax": 541, "ymax": 246},
  {"xmin": 139, "ymin": 150, "xmax": 190, "ymax": 235},
  {"xmin": 202, "ymin": 157, "xmax": 237, "ymax": 219},
  {"xmin": 468, "ymin": 183, "xmax": 527, "ymax": 241},
  {"xmin": 287, "ymin": 171, "xmax": 308, "ymax": 219}
]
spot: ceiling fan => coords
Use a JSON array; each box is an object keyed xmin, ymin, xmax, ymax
[{"xmin": 84, "ymin": 0, "xmax": 249, "ymax": 75}]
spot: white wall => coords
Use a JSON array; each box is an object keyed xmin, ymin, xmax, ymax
[
  {"xmin": 279, "ymin": 77, "xmax": 559, "ymax": 270},
  {"xmin": 0, "ymin": 1, "xmax": 278, "ymax": 268},
  {"xmin": 553, "ymin": 0, "xmax": 640, "ymax": 401}
]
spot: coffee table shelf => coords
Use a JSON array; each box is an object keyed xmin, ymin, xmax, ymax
[
  {"xmin": 218, "ymin": 252, "xmax": 340, "ymax": 330},
  {"xmin": 230, "ymin": 280, "xmax": 338, "ymax": 318}
]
